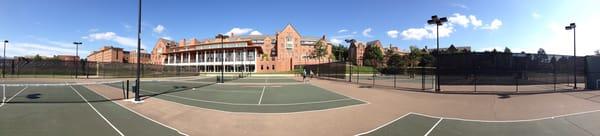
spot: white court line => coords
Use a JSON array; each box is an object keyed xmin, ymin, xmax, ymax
[
  {"xmin": 142, "ymin": 88, "xmax": 354, "ymax": 106},
  {"xmin": 258, "ymin": 77, "xmax": 267, "ymax": 104},
  {"xmin": 424, "ymin": 118, "xmax": 443, "ymax": 136},
  {"xmin": 354, "ymin": 112, "xmax": 414, "ymax": 136},
  {"xmin": 355, "ymin": 109, "xmax": 600, "ymax": 135},
  {"xmin": 68, "ymin": 85, "xmax": 125, "ymax": 136},
  {"xmin": 2, "ymin": 85, "xmax": 5, "ymax": 104},
  {"xmin": 86, "ymin": 86, "xmax": 189, "ymax": 136},
  {"xmin": 410, "ymin": 109, "xmax": 600, "ymax": 123},
  {"xmin": 103, "ymin": 85, "xmax": 369, "ymax": 115},
  {"xmin": 0, "ymin": 86, "xmax": 28, "ymax": 108}
]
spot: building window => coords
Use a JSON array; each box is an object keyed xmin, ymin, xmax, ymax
[
  {"xmin": 272, "ymin": 65, "xmax": 275, "ymax": 70},
  {"xmin": 285, "ymin": 36, "xmax": 293, "ymax": 49},
  {"xmin": 261, "ymin": 65, "xmax": 263, "ymax": 70}
]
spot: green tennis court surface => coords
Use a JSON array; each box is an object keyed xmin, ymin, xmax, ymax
[
  {"xmin": 111, "ymin": 76, "xmax": 365, "ymax": 113},
  {"xmin": 0, "ymin": 84, "xmax": 184, "ymax": 136},
  {"xmin": 358, "ymin": 111, "xmax": 600, "ymax": 136}
]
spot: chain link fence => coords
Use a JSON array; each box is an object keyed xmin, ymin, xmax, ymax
[{"xmin": 0, "ymin": 59, "xmax": 198, "ymax": 78}]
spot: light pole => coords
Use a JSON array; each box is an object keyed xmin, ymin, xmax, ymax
[
  {"xmin": 215, "ymin": 34, "xmax": 229, "ymax": 83},
  {"xmin": 427, "ymin": 15, "xmax": 448, "ymax": 92},
  {"xmin": 3, "ymin": 40, "xmax": 7, "ymax": 78},
  {"xmin": 134, "ymin": 0, "xmax": 142, "ymax": 102},
  {"xmin": 73, "ymin": 42, "xmax": 82, "ymax": 78},
  {"xmin": 565, "ymin": 23, "xmax": 577, "ymax": 89}
]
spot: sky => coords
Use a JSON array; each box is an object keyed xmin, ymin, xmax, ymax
[{"xmin": 1, "ymin": 0, "xmax": 599, "ymax": 58}]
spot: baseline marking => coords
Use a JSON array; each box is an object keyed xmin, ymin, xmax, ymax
[
  {"xmin": 68, "ymin": 85, "xmax": 125, "ymax": 136},
  {"xmin": 424, "ymin": 118, "xmax": 443, "ymax": 136},
  {"xmin": 86, "ymin": 86, "xmax": 189, "ymax": 136},
  {"xmin": 0, "ymin": 86, "xmax": 28, "ymax": 108}
]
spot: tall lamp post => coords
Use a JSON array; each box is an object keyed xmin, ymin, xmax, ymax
[
  {"xmin": 73, "ymin": 42, "xmax": 82, "ymax": 78},
  {"xmin": 216, "ymin": 34, "xmax": 229, "ymax": 83},
  {"xmin": 565, "ymin": 23, "xmax": 577, "ymax": 89},
  {"xmin": 134, "ymin": 0, "xmax": 142, "ymax": 102},
  {"xmin": 3, "ymin": 40, "xmax": 7, "ymax": 78},
  {"xmin": 427, "ymin": 15, "xmax": 448, "ymax": 92}
]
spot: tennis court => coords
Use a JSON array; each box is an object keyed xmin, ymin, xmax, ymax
[
  {"xmin": 110, "ymin": 76, "xmax": 366, "ymax": 113},
  {"xmin": 0, "ymin": 82, "xmax": 186, "ymax": 136},
  {"xmin": 357, "ymin": 110, "xmax": 600, "ymax": 136}
]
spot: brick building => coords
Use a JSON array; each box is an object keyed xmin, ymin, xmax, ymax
[
  {"xmin": 151, "ymin": 24, "xmax": 333, "ymax": 73},
  {"xmin": 87, "ymin": 46, "xmax": 151, "ymax": 64},
  {"xmin": 54, "ymin": 55, "xmax": 80, "ymax": 61}
]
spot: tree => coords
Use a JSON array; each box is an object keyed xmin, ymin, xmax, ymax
[
  {"xmin": 595, "ymin": 50, "xmax": 600, "ymax": 56},
  {"xmin": 331, "ymin": 44, "xmax": 348, "ymax": 61},
  {"xmin": 504, "ymin": 47, "xmax": 512, "ymax": 54},
  {"xmin": 386, "ymin": 54, "xmax": 406, "ymax": 74},
  {"xmin": 362, "ymin": 45, "xmax": 384, "ymax": 67},
  {"xmin": 407, "ymin": 46, "xmax": 422, "ymax": 67},
  {"xmin": 447, "ymin": 44, "xmax": 458, "ymax": 54},
  {"xmin": 311, "ymin": 39, "xmax": 328, "ymax": 61},
  {"xmin": 33, "ymin": 54, "xmax": 43, "ymax": 61},
  {"xmin": 535, "ymin": 48, "xmax": 548, "ymax": 63}
]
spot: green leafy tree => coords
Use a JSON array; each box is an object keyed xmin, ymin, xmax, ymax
[
  {"xmin": 363, "ymin": 45, "xmax": 384, "ymax": 67},
  {"xmin": 387, "ymin": 54, "xmax": 405, "ymax": 68},
  {"xmin": 33, "ymin": 54, "xmax": 43, "ymax": 61},
  {"xmin": 504, "ymin": 47, "xmax": 512, "ymax": 54},
  {"xmin": 331, "ymin": 44, "xmax": 348, "ymax": 61},
  {"xmin": 535, "ymin": 48, "xmax": 548, "ymax": 63},
  {"xmin": 407, "ymin": 46, "xmax": 422, "ymax": 67},
  {"xmin": 311, "ymin": 40, "xmax": 328, "ymax": 61}
]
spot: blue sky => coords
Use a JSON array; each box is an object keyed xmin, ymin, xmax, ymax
[{"xmin": 1, "ymin": 0, "xmax": 599, "ymax": 58}]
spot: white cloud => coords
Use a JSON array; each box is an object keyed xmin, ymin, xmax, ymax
[
  {"xmin": 401, "ymin": 24, "xmax": 454, "ymax": 40},
  {"xmin": 83, "ymin": 32, "xmax": 146, "ymax": 49},
  {"xmin": 449, "ymin": 13, "xmax": 470, "ymax": 28},
  {"xmin": 482, "ymin": 19, "xmax": 503, "ymax": 30},
  {"xmin": 6, "ymin": 42, "xmax": 89, "ymax": 58},
  {"xmin": 386, "ymin": 30, "xmax": 399, "ymax": 38},
  {"xmin": 153, "ymin": 25, "xmax": 165, "ymax": 34},
  {"xmin": 225, "ymin": 28, "xmax": 253, "ymax": 36},
  {"xmin": 532, "ymin": 12, "xmax": 541, "ymax": 19},
  {"xmin": 469, "ymin": 15, "xmax": 483, "ymax": 28},
  {"xmin": 338, "ymin": 29, "xmax": 348, "ymax": 33},
  {"xmin": 401, "ymin": 28, "xmax": 430, "ymax": 40},
  {"xmin": 352, "ymin": 31, "xmax": 358, "ymax": 34},
  {"xmin": 330, "ymin": 39, "xmax": 343, "ymax": 44},
  {"xmin": 451, "ymin": 3, "xmax": 468, "ymax": 9},
  {"xmin": 362, "ymin": 28, "xmax": 373, "ymax": 37},
  {"xmin": 249, "ymin": 31, "xmax": 263, "ymax": 35},
  {"xmin": 161, "ymin": 37, "xmax": 172, "ymax": 40}
]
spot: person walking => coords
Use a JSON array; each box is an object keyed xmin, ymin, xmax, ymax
[{"xmin": 302, "ymin": 68, "xmax": 307, "ymax": 83}]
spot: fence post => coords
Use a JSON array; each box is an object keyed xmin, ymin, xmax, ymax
[
  {"xmin": 356, "ymin": 64, "xmax": 360, "ymax": 84},
  {"xmin": 422, "ymin": 67, "xmax": 425, "ymax": 91},
  {"xmin": 349, "ymin": 63, "xmax": 352, "ymax": 82},
  {"xmin": 394, "ymin": 70, "xmax": 397, "ymax": 88},
  {"xmin": 372, "ymin": 66, "xmax": 375, "ymax": 88}
]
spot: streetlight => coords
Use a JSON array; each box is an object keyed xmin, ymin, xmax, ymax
[
  {"xmin": 215, "ymin": 34, "xmax": 229, "ymax": 83},
  {"xmin": 73, "ymin": 42, "xmax": 82, "ymax": 78},
  {"xmin": 134, "ymin": 0, "xmax": 142, "ymax": 102},
  {"xmin": 427, "ymin": 15, "xmax": 448, "ymax": 92},
  {"xmin": 565, "ymin": 23, "xmax": 577, "ymax": 89},
  {"xmin": 3, "ymin": 40, "xmax": 7, "ymax": 78}
]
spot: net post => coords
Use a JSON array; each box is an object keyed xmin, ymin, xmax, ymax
[{"xmin": 126, "ymin": 80, "xmax": 130, "ymax": 99}]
